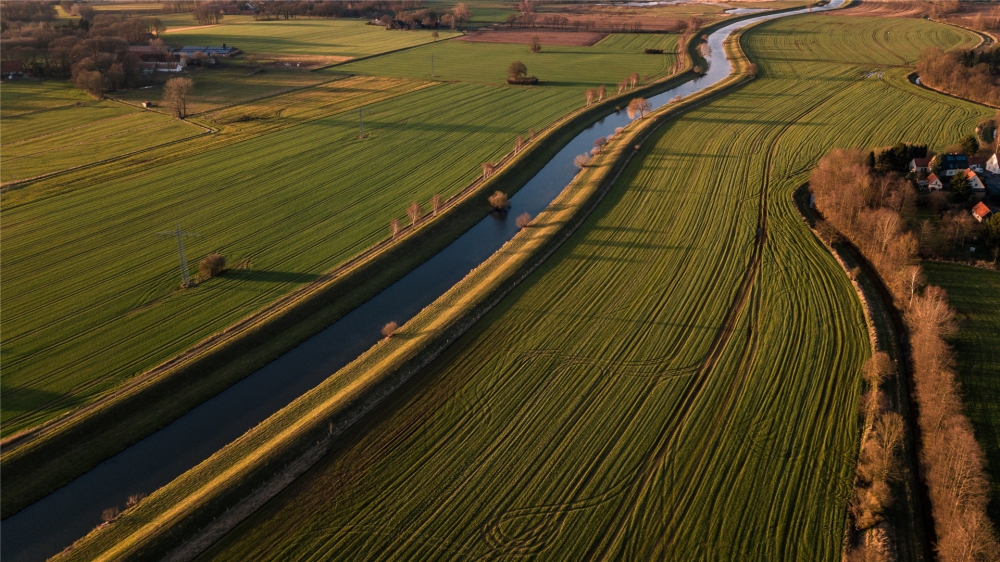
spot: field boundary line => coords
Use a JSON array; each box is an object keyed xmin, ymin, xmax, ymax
[{"xmin": 48, "ymin": 23, "xmax": 765, "ymax": 562}]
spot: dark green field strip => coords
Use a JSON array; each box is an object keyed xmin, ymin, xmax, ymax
[
  {"xmin": 199, "ymin": 14, "xmax": 985, "ymax": 561},
  {"xmin": 923, "ymin": 262, "xmax": 1000, "ymax": 525}
]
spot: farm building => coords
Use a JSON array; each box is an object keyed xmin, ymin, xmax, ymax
[
  {"xmin": 177, "ymin": 46, "xmax": 240, "ymax": 58},
  {"xmin": 141, "ymin": 60, "xmax": 186, "ymax": 73},
  {"xmin": 972, "ymin": 201, "xmax": 993, "ymax": 222},
  {"xmin": 988, "ymin": 153, "xmax": 999, "ymax": 175},
  {"xmin": 936, "ymin": 153, "xmax": 969, "ymax": 176},
  {"xmin": 909, "ymin": 157, "xmax": 930, "ymax": 174},
  {"xmin": 2, "ymin": 60, "xmax": 24, "ymax": 79},
  {"xmin": 927, "ymin": 173, "xmax": 943, "ymax": 190}
]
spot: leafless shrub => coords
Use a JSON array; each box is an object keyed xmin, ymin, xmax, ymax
[
  {"xmin": 585, "ymin": 88, "xmax": 595, "ymax": 106},
  {"xmin": 488, "ymin": 191, "xmax": 509, "ymax": 210},
  {"xmin": 516, "ymin": 212, "xmax": 532, "ymax": 228},
  {"xmin": 432, "ymin": 194, "xmax": 442, "ymax": 215},
  {"xmin": 390, "ymin": 218, "xmax": 401, "ymax": 238},
  {"xmin": 597, "ymin": 84, "xmax": 606, "ymax": 102},
  {"xmin": 162, "ymin": 76, "xmax": 193, "ymax": 119},
  {"xmin": 573, "ymin": 153, "xmax": 591, "ymax": 168},
  {"xmin": 593, "ymin": 137, "xmax": 607, "ymax": 153},
  {"xmin": 381, "ymin": 321, "xmax": 398, "ymax": 338},
  {"xmin": 198, "ymin": 254, "xmax": 226, "ymax": 279},
  {"xmin": 482, "ymin": 162, "xmax": 497, "ymax": 179},
  {"xmin": 101, "ymin": 506, "xmax": 119, "ymax": 523},
  {"xmin": 126, "ymin": 493, "xmax": 146, "ymax": 509}
]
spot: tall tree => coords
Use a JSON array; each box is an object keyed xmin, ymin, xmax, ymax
[{"xmin": 162, "ymin": 76, "xmax": 194, "ymax": 118}]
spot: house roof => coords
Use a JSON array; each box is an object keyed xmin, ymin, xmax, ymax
[
  {"xmin": 962, "ymin": 168, "xmax": 980, "ymax": 181},
  {"xmin": 911, "ymin": 158, "xmax": 930, "ymax": 167},
  {"xmin": 927, "ymin": 173, "xmax": 941, "ymax": 183},
  {"xmin": 129, "ymin": 45, "xmax": 173, "ymax": 54},
  {"xmin": 177, "ymin": 46, "xmax": 237, "ymax": 56},
  {"xmin": 968, "ymin": 156, "xmax": 986, "ymax": 166},
  {"xmin": 972, "ymin": 201, "xmax": 992, "ymax": 218},
  {"xmin": 940, "ymin": 153, "xmax": 969, "ymax": 170}
]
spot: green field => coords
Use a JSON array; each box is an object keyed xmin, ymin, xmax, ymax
[
  {"xmin": 923, "ymin": 262, "xmax": 1000, "ymax": 525},
  {"xmin": 199, "ymin": 15, "xmax": 985, "ymax": 560},
  {"xmin": 109, "ymin": 67, "xmax": 331, "ymax": 116},
  {"xmin": 164, "ymin": 18, "xmax": 460, "ymax": 59},
  {"xmin": 0, "ymin": 81, "xmax": 203, "ymax": 183},
  {"xmin": 330, "ymin": 33, "xmax": 678, "ymax": 86},
  {"xmin": 0, "ymin": 26, "xmax": 679, "ymax": 436}
]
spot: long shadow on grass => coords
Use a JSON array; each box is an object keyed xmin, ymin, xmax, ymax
[{"xmin": 222, "ymin": 270, "xmax": 323, "ymax": 283}]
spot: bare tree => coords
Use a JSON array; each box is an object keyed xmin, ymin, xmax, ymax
[
  {"xmin": 597, "ymin": 84, "xmax": 606, "ymax": 102},
  {"xmin": 585, "ymin": 88, "xmax": 595, "ymax": 107},
  {"xmin": 407, "ymin": 201, "xmax": 424, "ymax": 224},
  {"xmin": 381, "ymin": 321, "xmax": 399, "ymax": 338},
  {"xmin": 482, "ymin": 162, "xmax": 497, "ymax": 179},
  {"xmin": 452, "ymin": 3, "xmax": 471, "ymax": 28},
  {"xmin": 514, "ymin": 134, "xmax": 525, "ymax": 154},
  {"xmin": 162, "ymin": 76, "xmax": 193, "ymax": 118},
  {"xmin": 593, "ymin": 136, "xmax": 607, "ymax": 153},
  {"xmin": 629, "ymin": 71, "xmax": 639, "ymax": 89},
  {"xmin": 432, "ymin": 194, "xmax": 442, "ymax": 215},
  {"xmin": 516, "ymin": 212, "xmax": 532, "ymax": 228},
  {"xmin": 574, "ymin": 153, "xmax": 591, "ymax": 168},
  {"xmin": 431, "ymin": 31, "xmax": 439, "ymax": 41},
  {"xmin": 530, "ymin": 36, "xmax": 541, "ymax": 53},
  {"xmin": 390, "ymin": 218, "xmax": 402, "ymax": 238},
  {"xmin": 488, "ymin": 191, "xmax": 509, "ymax": 210},
  {"xmin": 905, "ymin": 265, "xmax": 925, "ymax": 307},
  {"xmin": 616, "ymin": 79, "xmax": 626, "ymax": 95},
  {"xmin": 101, "ymin": 506, "xmax": 119, "ymax": 523},
  {"xmin": 627, "ymin": 97, "xmax": 650, "ymax": 119}
]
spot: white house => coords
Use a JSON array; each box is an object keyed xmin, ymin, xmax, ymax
[
  {"xmin": 927, "ymin": 173, "xmax": 943, "ymax": 190},
  {"xmin": 988, "ymin": 153, "xmax": 1000, "ymax": 175},
  {"xmin": 959, "ymin": 168, "xmax": 987, "ymax": 192},
  {"xmin": 909, "ymin": 157, "xmax": 930, "ymax": 174}
]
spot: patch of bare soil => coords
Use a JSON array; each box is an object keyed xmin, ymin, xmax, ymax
[{"xmin": 458, "ymin": 29, "xmax": 608, "ymax": 46}]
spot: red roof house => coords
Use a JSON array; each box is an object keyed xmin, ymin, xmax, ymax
[{"xmin": 972, "ymin": 201, "xmax": 993, "ymax": 223}]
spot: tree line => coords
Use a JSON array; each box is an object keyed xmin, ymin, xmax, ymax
[
  {"xmin": 917, "ymin": 46, "xmax": 1000, "ymax": 107},
  {"xmin": 811, "ymin": 149, "xmax": 1000, "ymax": 562}
]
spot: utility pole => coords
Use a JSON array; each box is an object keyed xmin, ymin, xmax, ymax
[
  {"xmin": 157, "ymin": 224, "xmax": 201, "ymax": 287},
  {"xmin": 358, "ymin": 106, "xmax": 366, "ymax": 139}
]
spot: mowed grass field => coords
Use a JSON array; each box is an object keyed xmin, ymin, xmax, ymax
[
  {"xmin": 200, "ymin": 15, "xmax": 986, "ymax": 561},
  {"xmin": 164, "ymin": 18, "xmax": 459, "ymax": 59},
  {"xmin": 1, "ymin": 81, "xmax": 203, "ymax": 183},
  {"xmin": 1, "ymin": 30, "xmax": 679, "ymax": 436},
  {"xmin": 330, "ymin": 33, "xmax": 678, "ymax": 86},
  {"xmin": 923, "ymin": 262, "xmax": 1000, "ymax": 525}
]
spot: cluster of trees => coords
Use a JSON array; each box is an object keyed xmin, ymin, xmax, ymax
[
  {"xmin": 505, "ymin": 0, "xmax": 697, "ymax": 34},
  {"xmin": 811, "ymin": 149, "xmax": 1000, "ymax": 561},
  {"xmin": 846, "ymin": 352, "xmax": 905, "ymax": 561},
  {"xmin": 506, "ymin": 61, "xmax": 537, "ymax": 85},
  {"xmin": 866, "ymin": 142, "xmax": 928, "ymax": 175},
  {"xmin": 388, "ymin": 194, "xmax": 443, "ymax": 239},
  {"xmin": 917, "ymin": 46, "xmax": 1000, "ymax": 107},
  {"xmin": 235, "ymin": 0, "xmax": 465, "ymax": 28},
  {"xmin": 0, "ymin": 8, "xmax": 172, "ymax": 96}
]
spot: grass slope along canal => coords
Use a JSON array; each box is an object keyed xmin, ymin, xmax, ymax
[{"xmin": 200, "ymin": 12, "xmax": 986, "ymax": 562}]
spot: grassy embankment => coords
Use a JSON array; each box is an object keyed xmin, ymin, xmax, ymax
[
  {"xmin": 1, "ymin": 24, "xmax": 689, "ymax": 516},
  {"xmin": 924, "ymin": 263, "xmax": 1000, "ymax": 525},
  {"xmin": 50, "ymin": 22, "xmax": 754, "ymax": 562},
  {"xmin": 191, "ymin": 14, "xmax": 985, "ymax": 561}
]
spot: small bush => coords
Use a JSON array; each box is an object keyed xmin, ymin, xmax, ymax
[
  {"xmin": 381, "ymin": 321, "xmax": 398, "ymax": 338},
  {"xmin": 126, "ymin": 493, "xmax": 146, "ymax": 509},
  {"xmin": 574, "ymin": 154, "xmax": 591, "ymax": 168},
  {"xmin": 516, "ymin": 212, "xmax": 532, "ymax": 228},
  {"xmin": 488, "ymin": 191, "xmax": 509, "ymax": 210},
  {"xmin": 199, "ymin": 254, "xmax": 226, "ymax": 279},
  {"xmin": 101, "ymin": 506, "xmax": 119, "ymax": 523}
]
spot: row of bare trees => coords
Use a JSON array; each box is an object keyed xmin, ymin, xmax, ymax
[
  {"xmin": 389, "ymin": 195, "xmax": 443, "ymax": 238},
  {"xmin": 811, "ymin": 149, "xmax": 1000, "ymax": 561},
  {"xmin": 917, "ymin": 47, "xmax": 1000, "ymax": 108}
]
